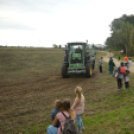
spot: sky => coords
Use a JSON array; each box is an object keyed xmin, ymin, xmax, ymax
[{"xmin": 0, "ymin": 0, "xmax": 134, "ymax": 47}]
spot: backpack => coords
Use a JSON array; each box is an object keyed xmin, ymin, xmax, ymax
[
  {"xmin": 113, "ymin": 70, "xmax": 119, "ymax": 78},
  {"xmin": 60, "ymin": 112, "xmax": 77, "ymax": 134},
  {"xmin": 120, "ymin": 66, "xmax": 125, "ymax": 74}
]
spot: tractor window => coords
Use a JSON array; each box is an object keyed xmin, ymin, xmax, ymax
[
  {"xmin": 70, "ymin": 45, "xmax": 83, "ymax": 52},
  {"xmin": 86, "ymin": 45, "xmax": 92, "ymax": 51}
]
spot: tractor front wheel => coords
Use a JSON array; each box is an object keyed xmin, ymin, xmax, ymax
[
  {"xmin": 62, "ymin": 64, "xmax": 69, "ymax": 78},
  {"xmin": 86, "ymin": 63, "xmax": 92, "ymax": 78}
]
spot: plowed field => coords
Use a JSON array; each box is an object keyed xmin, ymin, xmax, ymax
[{"xmin": 0, "ymin": 48, "xmax": 129, "ymax": 134}]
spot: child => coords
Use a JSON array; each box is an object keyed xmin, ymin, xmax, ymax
[
  {"xmin": 99, "ymin": 56, "xmax": 103, "ymax": 74},
  {"xmin": 118, "ymin": 56, "xmax": 120, "ymax": 61},
  {"xmin": 125, "ymin": 70, "xmax": 130, "ymax": 89},
  {"xmin": 72, "ymin": 86, "xmax": 85, "ymax": 133},
  {"xmin": 128, "ymin": 58, "xmax": 132, "ymax": 71},
  {"xmin": 116, "ymin": 62, "xmax": 125, "ymax": 90},
  {"xmin": 51, "ymin": 100, "xmax": 62, "ymax": 128},
  {"xmin": 47, "ymin": 99, "xmax": 76, "ymax": 134}
]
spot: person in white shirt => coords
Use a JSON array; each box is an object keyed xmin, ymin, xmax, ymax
[
  {"xmin": 128, "ymin": 58, "xmax": 132, "ymax": 71},
  {"xmin": 125, "ymin": 70, "xmax": 130, "ymax": 89},
  {"xmin": 124, "ymin": 57, "xmax": 129, "ymax": 70}
]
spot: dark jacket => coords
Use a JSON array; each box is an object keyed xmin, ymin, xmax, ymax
[
  {"xmin": 51, "ymin": 108, "xmax": 60, "ymax": 127},
  {"xmin": 108, "ymin": 59, "xmax": 114, "ymax": 72}
]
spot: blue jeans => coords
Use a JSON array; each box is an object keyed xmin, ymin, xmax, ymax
[
  {"xmin": 76, "ymin": 114, "xmax": 83, "ymax": 131},
  {"xmin": 47, "ymin": 125, "xmax": 58, "ymax": 134}
]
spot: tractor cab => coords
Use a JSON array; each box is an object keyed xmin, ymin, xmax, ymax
[
  {"xmin": 61, "ymin": 42, "xmax": 95, "ymax": 78},
  {"xmin": 69, "ymin": 44, "xmax": 84, "ymax": 64}
]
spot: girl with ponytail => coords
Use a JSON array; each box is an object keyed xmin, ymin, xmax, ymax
[{"xmin": 72, "ymin": 86, "xmax": 85, "ymax": 133}]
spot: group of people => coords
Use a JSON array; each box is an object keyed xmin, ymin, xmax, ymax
[
  {"xmin": 47, "ymin": 55, "xmax": 132, "ymax": 134},
  {"xmin": 47, "ymin": 86, "xmax": 85, "ymax": 134},
  {"xmin": 98, "ymin": 56, "xmax": 115, "ymax": 75},
  {"xmin": 115, "ymin": 57, "xmax": 132, "ymax": 90},
  {"xmin": 98, "ymin": 55, "xmax": 132, "ymax": 90},
  {"xmin": 108, "ymin": 56, "xmax": 132, "ymax": 90}
]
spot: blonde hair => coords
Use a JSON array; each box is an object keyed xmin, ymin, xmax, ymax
[{"xmin": 75, "ymin": 86, "xmax": 82, "ymax": 103}]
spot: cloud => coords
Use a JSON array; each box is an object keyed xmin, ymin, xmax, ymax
[
  {"xmin": 0, "ymin": 0, "xmax": 62, "ymax": 13},
  {"xmin": 0, "ymin": 17, "xmax": 35, "ymax": 30},
  {"xmin": 0, "ymin": 0, "xmax": 86, "ymax": 14},
  {"xmin": 1, "ymin": 0, "xmax": 134, "ymax": 47}
]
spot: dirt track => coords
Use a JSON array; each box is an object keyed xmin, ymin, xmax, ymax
[{"xmin": 102, "ymin": 51, "xmax": 134, "ymax": 73}]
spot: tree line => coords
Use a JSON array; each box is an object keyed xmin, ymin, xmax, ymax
[{"xmin": 105, "ymin": 14, "xmax": 134, "ymax": 56}]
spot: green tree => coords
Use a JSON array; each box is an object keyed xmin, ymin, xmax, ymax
[
  {"xmin": 52, "ymin": 44, "xmax": 58, "ymax": 48},
  {"xmin": 110, "ymin": 14, "xmax": 134, "ymax": 32},
  {"xmin": 118, "ymin": 21, "xmax": 134, "ymax": 56},
  {"xmin": 106, "ymin": 14, "xmax": 134, "ymax": 56}
]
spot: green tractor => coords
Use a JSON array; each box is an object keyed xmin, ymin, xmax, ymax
[{"xmin": 61, "ymin": 42, "xmax": 96, "ymax": 78}]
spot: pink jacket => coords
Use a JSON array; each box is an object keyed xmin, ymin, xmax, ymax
[
  {"xmin": 57, "ymin": 111, "xmax": 75, "ymax": 134},
  {"xmin": 72, "ymin": 95, "xmax": 85, "ymax": 115}
]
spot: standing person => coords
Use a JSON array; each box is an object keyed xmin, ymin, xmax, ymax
[
  {"xmin": 124, "ymin": 57, "xmax": 129, "ymax": 70},
  {"xmin": 116, "ymin": 62, "xmax": 125, "ymax": 90},
  {"xmin": 118, "ymin": 56, "xmax": 120, "ymax": 61},
  {"xmin": 128, "ymin": 58, "xmax": 132, "ymax": 71},
  {"xmin": 47, "ymin": 99, "xmax": 76, "ymax": 134},
  {"xmin": 51, "ymin": 100, "xmax": 62, "ymax": 128},
  {"xmin": 72, "ymin": 86, "xmax": 85, "ymax": 134},
  {"xmin": 125, "ymin": 70, "xmax": 130, "ymax": 89},
  {"xmin": 98, "ymin": 56, "xmax": 103, "ymax": 74},
  {"xmin": 108, "ymin": 57, "xmax": 114, "ymax": 75},
  {"xmin": 91, "ymin": 56, "xmax": 95, "ymax": 74}
]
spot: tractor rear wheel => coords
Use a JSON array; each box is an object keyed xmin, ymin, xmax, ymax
[
  {"xmin": 62, "ymin": 64, "xmax": 69, "ymax": 78},
  {"xmin": 86, "ymin": 63, "xmax": 93, "ymax": 78}
]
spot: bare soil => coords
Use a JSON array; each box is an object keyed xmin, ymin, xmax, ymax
[{"xmin": 0, "ymin": 49, "xmax": 122, "ymax": 133}]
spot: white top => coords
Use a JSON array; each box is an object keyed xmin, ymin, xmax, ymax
[
  {"xmin": 128, "ymin": 60, "xmax": 132, "ymax": 70},
  {"xmin": 124, "ymin": 61, "xmax": 129, "ymax": 70},
  {"xmin": 125, "ymin": 76, "xmax": 130, "ymax": 82},
  {"xmin": 72, "ymin": 95, "xmax": 85, "ymax": 115},
  {"xmin": 99, "ymin": 59, "xmax": 103, "ymax": 66}
]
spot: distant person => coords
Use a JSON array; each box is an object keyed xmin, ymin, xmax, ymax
[
  {"xmin": 124, "ymin": 57, "xmax": 129, "ymax": 70},
  {"xmin": 72, "ymin": 86, "xmax": 85, "ymax": 134},
  {"xmin": 125, "ymin": 70, "xmax": 130, "ymax": 89},
  {"xmin": 118, "ymin": 56, "xmax": 120, "ymax": 61},
  {"xmin": 86, "ymin": 53, "xmax": 90, "ymax": 62},
  {"xmin": 51, "ymin": 100, "xmax": 62, "ymax": 128},
  {"xmin": 128, "ymin": 58, "xmax": 132, "ymax": 71},
  {"xmin": 116, "ymin": 62, "xmax": 125, "ymax": 90},
  {"xmin": 98, "ymin": 56, "xmax": 103, "ymax": 74},
  {"xmin": 108, "ymin": 57, "xmax": 114, "ymax": 75},
  {"xmin": 47, "ymin": 99, "xmax": 76, "ymax": 134},
  {"xmin": 91, "ymin": 56, "xmax": 95, "ymax": 74}
]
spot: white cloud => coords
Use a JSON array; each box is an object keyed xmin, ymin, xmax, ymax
[{"xmin": 0, "ymin": 0, "xmax": 134, "ymax": 47}]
